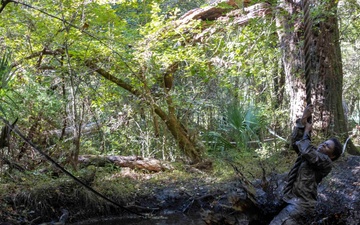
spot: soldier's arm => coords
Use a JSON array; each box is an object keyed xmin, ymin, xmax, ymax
[{"xmin": 290, "ymin": 104, "xmax": 314, "ymax": 153}]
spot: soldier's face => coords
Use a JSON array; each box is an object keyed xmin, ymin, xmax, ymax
[{"xmin": 317, "ymin": 140, "xmax": 335, "ymax": 158}]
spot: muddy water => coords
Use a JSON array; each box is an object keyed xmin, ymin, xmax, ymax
[{"xmin": 70, "ymin": 213, "xmax": 205, "ymax": 225}]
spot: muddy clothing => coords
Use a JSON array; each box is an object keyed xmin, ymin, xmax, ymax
[
  {"xmin": 290, "ymin": 119, "xmax": 307, "ymax": 154},
  {"xmin": 270, "ymin": 120, "xmax": 333, "ymax": 225}
]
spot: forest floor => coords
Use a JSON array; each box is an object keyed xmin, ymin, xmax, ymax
[{"xmin": 0, "ymin": 152, "xmax": 360, "ymax": 225}]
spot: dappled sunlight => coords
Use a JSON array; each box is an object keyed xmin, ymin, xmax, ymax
[
  {"xmin": 0, "ymin": 0, "xmax": 359, "ymax": 223},
  {"xmin": 255, "ymin": 143, "xmax": 274, "ymax": 159}
]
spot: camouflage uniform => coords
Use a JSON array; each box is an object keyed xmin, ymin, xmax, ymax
[{"xmin": 269, "ymin": 119, "xmax": 333, "ymax": 225}]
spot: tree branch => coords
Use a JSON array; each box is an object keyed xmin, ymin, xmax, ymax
[
  {"xmin": 10, "ymin": 48, "xmax": 65, "ymax": 68},
  {"xmin": 0, "ymin": 0, "xmax": 13, "ymax": 14},
  {"xmin": 84, "ymin": 60, "xmax": 141, "ymax": 97},
  {"xmin": 10, "ymin": 0, "xmax": 131, "ymax": 66}
]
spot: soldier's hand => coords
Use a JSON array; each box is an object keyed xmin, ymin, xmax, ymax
[
  {"xmin": 301, "ymin": 104, "xmax": 314, "ymax": 125},
  {"xmin": 302, "ymin": 104, "xmax": 314, "ymax": 118}
]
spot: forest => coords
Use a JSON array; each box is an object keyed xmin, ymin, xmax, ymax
[{"xmin": 0, "ymin": 0, "xmax": 360, "ymax": 224}]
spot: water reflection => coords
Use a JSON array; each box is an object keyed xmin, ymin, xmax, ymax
[{"xmin": 70, "ymin": 213, "xmax": 205, "ymax": 225}]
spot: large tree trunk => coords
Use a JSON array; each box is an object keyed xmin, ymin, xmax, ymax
[
  {"xmin": 313, "ymin": 0, "xmax": 345, "ymax": 134},
  {"xmin": 312, "ymin": 0, "xmax": 357, "ymax": 153},
  {"xmin": 275, "ymin": 0, "xmax": 306, "ymax": 121},
  {"xmin": 276, "ymin": 0, "xmax": 358, "ymax": 153}
]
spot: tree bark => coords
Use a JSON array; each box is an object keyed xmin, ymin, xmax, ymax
[
  {"xmin": 312, "ymin": 1, "xmax": 357, "ymax": 153},
  {"xmin": 275, "ymin": 1, "xmax": 305, "ymax": 121},
  {"xmin": 275, "ymin": 0, "xmax": 358, "ymax": 153}
]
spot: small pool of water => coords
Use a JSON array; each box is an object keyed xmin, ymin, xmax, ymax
[{"xmin": 70, "ymin": 213, "xmax": 205, "ymax": 225}]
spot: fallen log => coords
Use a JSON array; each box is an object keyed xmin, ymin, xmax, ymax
[{"xmin": 78, "ymin": 155, "xmax": 173, "ymax": 172}]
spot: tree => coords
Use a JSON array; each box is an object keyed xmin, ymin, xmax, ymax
[
  {"xmin": 339, "ymin": 0, "xmax": 360, "ymax": 136},
  {"xmin": 276, "ymin": 0, "xmax": 358, "ymax": 153},
  {"xmin": 0, "ymin": 0, "xmax": 207, "ymax": 163},
  {"xmin": 0, "ymin": 0, "xmax": 357, "ymax": 169},
  {"xmin": 166, "ymin": 0, "xmax": 359, "ymax": 153}
]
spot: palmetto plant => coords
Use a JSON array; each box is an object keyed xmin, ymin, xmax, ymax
[
  {"xmin": 206, "ymin": 102, "xmax": 267, "ymax": 153},
  {"xmin": 0, "ymin": 50, "xmax": 15, "ymax": 115},
  {"xmin": 0, "ymin": 50, "xmax": 14, "ymax": 89}
]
